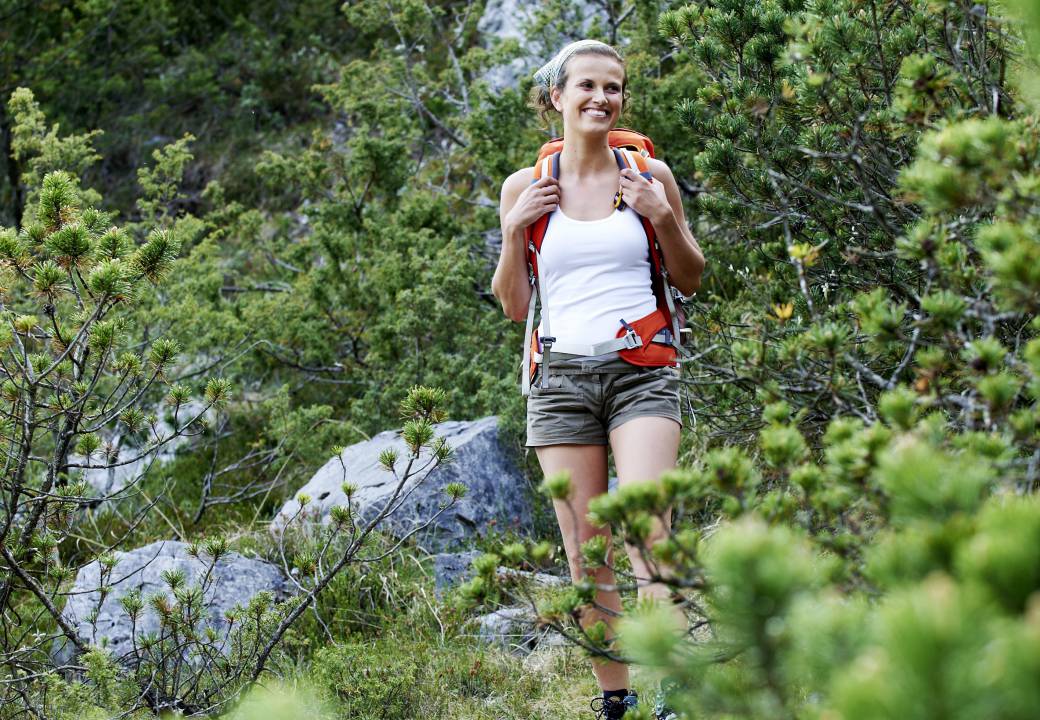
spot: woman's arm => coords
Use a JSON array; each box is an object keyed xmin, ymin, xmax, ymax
[
  {"xmin": 619, "ymin": 159, "xmax": 705, "ymax": 296},
  {"xmin": 492, "ymin": 167, "xmax": 559, "ymax": 322}
]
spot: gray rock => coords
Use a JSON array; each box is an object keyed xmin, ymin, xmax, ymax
[
  {"xmin": 273, "ymin": 416, "xmax": 534, "ymax": 550},
  {"xmin": 476, "ymin": 605, "xmax": 566, "ymax": 654},
  {"xmin": 434, "ymin": 551, "xmax": 482, "ymax": 595},
  {"xmin": 477, "ymin": 0, "xmax": 533, "ymax": 92},
  {"xmin": 433, "ymin": 550, "xmax": 565, "ymax": 597},
  {"xmin": 477, "ymin": 0, "xmax": 599, "ymax": 92},
  {"xmin": 54, "ymin": 540, "xmax": 289, "ymax": 665}
]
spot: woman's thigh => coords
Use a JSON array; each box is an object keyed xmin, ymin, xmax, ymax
[
  {"xmin": 608, "ymin": 415, "xmax": 680, "ymax": 486},
  {"xmin": 610, "ymin": 417, "xmax": 680, "ymax": 587},
  {"xmin": 535, "ymin": 444, "xmax": 610, "ymax": 578}
]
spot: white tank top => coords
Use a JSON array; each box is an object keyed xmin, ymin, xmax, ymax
[{"xmin": 536, "ymin": 206, "xmax": 658, "ymax": 353}]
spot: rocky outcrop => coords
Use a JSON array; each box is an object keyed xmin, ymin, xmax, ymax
[
  {"xmin": 273, "ymin": 416, "xmax": 534, "ymax": 550},
  {"xmin": 477, "ymin": 0, "xmax": 599, "ymax": 92},
  {"xmin": 477, "ymin": 0, "xmax": 536, "ymax": 92},
  {"xmin": 54, "ymin": 540, "xmax": 289, "ymax": 664}
]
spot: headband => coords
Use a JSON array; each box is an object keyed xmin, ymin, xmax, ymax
[{"xmin": 533, "ymin": 39, "xmax": 615, "ymax": 89}]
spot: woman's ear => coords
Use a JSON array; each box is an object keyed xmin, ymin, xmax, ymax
[{"xmin": 550, "ymin": 86, "xmax": 563, "ymax": 113}]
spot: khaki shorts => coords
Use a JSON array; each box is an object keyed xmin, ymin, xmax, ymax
[{"xmin": 525, "ymin": 353, "xmax": 682, "ymax": 447}]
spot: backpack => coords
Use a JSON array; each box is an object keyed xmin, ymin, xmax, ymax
[{"xmin": 521, "ymin": 128, "xmax": 685, "ymax": 396}]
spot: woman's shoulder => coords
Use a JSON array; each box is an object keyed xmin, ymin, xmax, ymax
[
  {"xmin": 644, "ymin": 156, "xmax": 675, "ymax": 181},
  {"xmin": 503, "ymin": 166, "xmax": 535, "ymax": 190},
  {"xmin": 500, "ymin": 166, "xmax": 536, "ymax": 202}
]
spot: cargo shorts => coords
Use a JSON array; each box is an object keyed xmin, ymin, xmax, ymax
[{"xmin": 525, "ymin": 352, "xmax": 682, "ymax": 447}]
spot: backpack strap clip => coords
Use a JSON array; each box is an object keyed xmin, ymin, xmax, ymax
[{"xmin": 619, "ymin": 319, "xmax": 641, "ymax": 350}]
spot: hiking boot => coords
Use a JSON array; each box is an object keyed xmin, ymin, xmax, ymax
[
  {"xmin": 652, "ymin": 694, "xmax": 678, "ymax": 720},
  {"xmin": 652, "ymin": 678, "xmax": 680, "ymax": 720},
  {"xmin": 590, "ymin": 692, "xmax": 639, "ymax": 719}
]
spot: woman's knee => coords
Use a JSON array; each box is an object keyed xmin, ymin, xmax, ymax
[{"xmin": 562, "ymin": 528, "xmax": 613, "ymax": 578}]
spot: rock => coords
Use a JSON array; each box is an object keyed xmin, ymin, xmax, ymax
[
  {"xmin": 433, "ymin": 550, "xmax": 565, "ymax": 597},
  {"xmin": 477, "ymin": 0, "xmax": 599, "ymax": 92},
  {"xmin": 477, "ymin": 0, "xmax": 534, "ymax": 92},
  {"xmin": 499, "ymin": 567, "xmax": 566, "ymax": 589},
  {"xmin": 476, "ymin": 605, "xmax": 566, "ymax": 654},
  {"xmin": 433, "ymin": 551, "xmax": 482, "ymax": 595},
  {"xmin": 54, "ymin": 540, "xmax": 290, "ymax": 665},
  {"xmin": 273, "ymin": 416, "xmax": 534, "ymax": 550}
]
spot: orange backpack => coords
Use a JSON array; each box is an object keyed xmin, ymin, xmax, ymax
[{"xmin": 521, "ymin": 128, "xmax": 684, "ymax": 396}]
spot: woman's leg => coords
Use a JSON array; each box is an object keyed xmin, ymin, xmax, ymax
[
  {"xmin": 608, "ymin": 416, "xmax": 683, "ymax": 612},
  {"xmin": 535, "ymin": 443, "xmax": 629, "ymax": 692}
]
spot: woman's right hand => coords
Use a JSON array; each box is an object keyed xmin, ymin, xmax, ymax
[{"xmin": 505, "ymin": 176, "xmax": 560, "ymax": 229}]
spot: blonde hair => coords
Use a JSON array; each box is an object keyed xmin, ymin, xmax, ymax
[{"xmin": 528, "ymin": 43, "xmax": 629, "ymax": 126}]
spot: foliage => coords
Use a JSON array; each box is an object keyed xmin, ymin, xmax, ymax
[
  {"xmin": 0, "ymin": 198, "xmax": 461, "ymax": 718},
  {"xmin": 312, "ymin": 635, "xmax": 534, "ymax": 718},
  {"xmin": 0, "ymin": 0, "xmax": 356, "ymax": 226},
  {"xmin": 4, "ymin": 0, "xmax": 1040, "ymax": 717}
]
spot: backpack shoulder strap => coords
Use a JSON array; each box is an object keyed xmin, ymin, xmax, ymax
[
  {"xmin": 614, "ymin": 146, "xmax": 653, "ymax": 181},
  {"xmin": 612, "ymin": 147, "xmax": 657, "ymax": 258},
  {"xmin": 525, "ymin": 150, "xmax": 561, "ymax": 275},
  {"xmin": 612, "ymin": 149, "xmax": 683, "ymax": 357},
  {"xmin": 521, "ymin": 150, "xmax": 561, "ymax": 396}
]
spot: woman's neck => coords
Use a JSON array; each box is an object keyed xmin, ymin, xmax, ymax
[{"xmin": 559, "ymin": 132, "xmax": 615, "ymax": 180}]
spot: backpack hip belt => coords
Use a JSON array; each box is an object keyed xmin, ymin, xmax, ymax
[{"xmin": 531, "ymin": 327, "xmax": 675, "ymax": 362}]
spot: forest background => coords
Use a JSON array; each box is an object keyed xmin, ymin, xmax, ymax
[{"xmin": 2, "ymin": 0, "xmax": 1040, "ymax": 718}]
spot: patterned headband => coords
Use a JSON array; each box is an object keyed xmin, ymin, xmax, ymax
[{"xmin": 533, "ymin": 39, "xmax": 615, "ymax": 89}]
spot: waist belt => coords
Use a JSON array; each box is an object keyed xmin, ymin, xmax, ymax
[{"xmin": 532, "ymin": 329, "xmax": 673, "ymax": 363}]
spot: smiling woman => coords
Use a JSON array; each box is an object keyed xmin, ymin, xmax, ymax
[{"xmin": 491, "ymin": 39, "xmax": 705, "ymax": 720}]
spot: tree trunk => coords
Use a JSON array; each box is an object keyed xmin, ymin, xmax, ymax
[{"xmin": 1, "ymin": 109, "xmax": 23, "ymax": 230}]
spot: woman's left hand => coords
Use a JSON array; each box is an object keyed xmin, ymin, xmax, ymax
[{"xmin": 619, "ymin": 168, "xmax": 672, "ymax": 224}]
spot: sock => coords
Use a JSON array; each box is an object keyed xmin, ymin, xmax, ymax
[{"xmin": 604, "ymin": 688, "xmax": 629, "ymax": 702}]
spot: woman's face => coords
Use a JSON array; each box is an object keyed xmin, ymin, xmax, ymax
[{"xmin": 551, "ymin": 54, "xmax": 625, "ymax": 134}]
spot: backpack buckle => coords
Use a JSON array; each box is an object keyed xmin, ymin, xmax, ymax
[{"xmin": 619, "ymin": 320, "xmax": 642, "ymax": 350}]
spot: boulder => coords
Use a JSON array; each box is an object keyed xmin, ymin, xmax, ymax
[
  {"xmin": 476, "ymin": 605, "xmax": 566, "ymax": 655},
  {"xmin": 433, "ymin": 551, "xmax": 482, "ymax": 595},
  {"xmin": 273, "ymin": 416, "xmax": 534, "ymax": 550},
  {"xmin": 433, "ymin": 550, "xmax": 565, "ymax": 597},
  {"xmin": 54, "ymin": 540, "xmax": 289, "ymax": 665}
]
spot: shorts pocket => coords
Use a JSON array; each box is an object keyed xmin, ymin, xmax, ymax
[{"xmin": 530, "ymin": 370, "xmax": 578, "ymax": 396}]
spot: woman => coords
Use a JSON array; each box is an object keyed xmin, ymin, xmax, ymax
[{"xmin": 491, "ymin": 40, "xmax": 705, "ymax": 720}]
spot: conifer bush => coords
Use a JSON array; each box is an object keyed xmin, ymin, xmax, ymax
[{"xmin": 0, "ymin": 96, "xmax": 464, "ymax": 710}]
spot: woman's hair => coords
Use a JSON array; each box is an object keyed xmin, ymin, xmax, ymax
[{"xmin": 528, "ymin": 42, "xmax": 628, "ymax": 126}]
